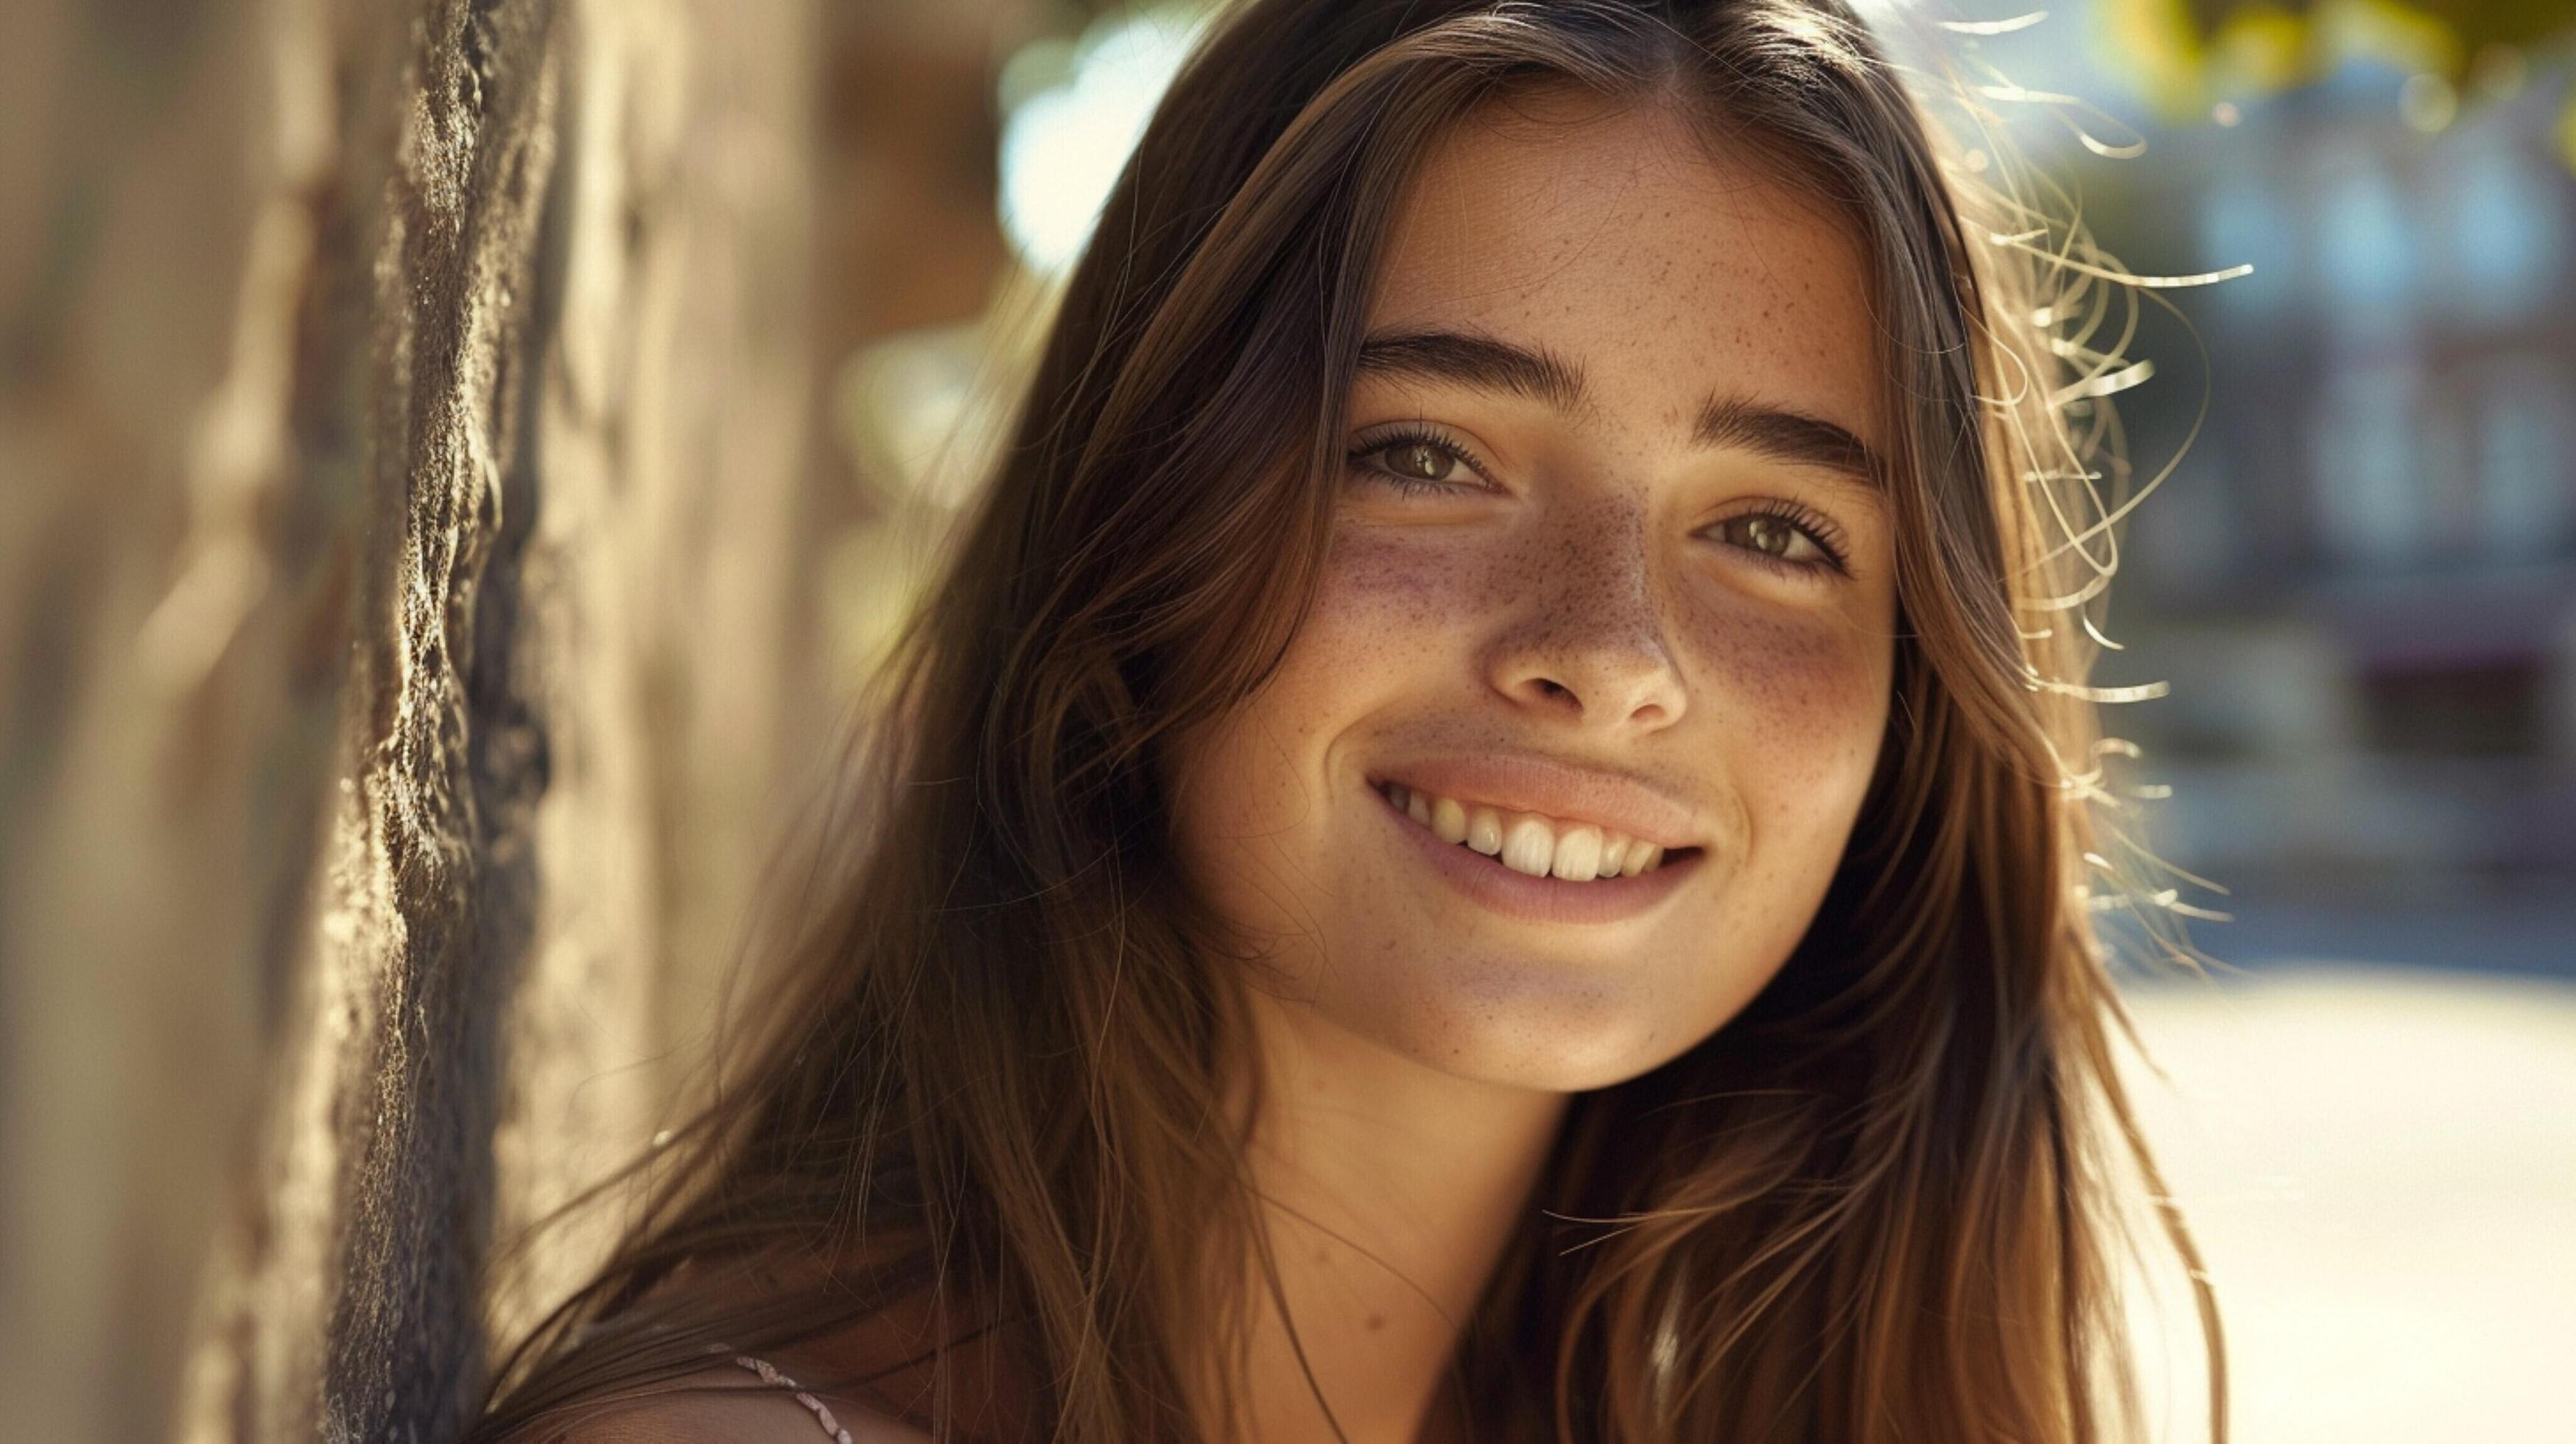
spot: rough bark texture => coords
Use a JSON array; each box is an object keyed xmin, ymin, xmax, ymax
[
  {"xmin": 0, "ymin": 0, "xmax": 818, "ymax": 1437},
  {"xmin": 0, "ymin": 0, "xmax": 1062, "ymax": 1432},
  {"xmin": 178, "ymin": 1, "xmax": 822, "ymax": 1437}
]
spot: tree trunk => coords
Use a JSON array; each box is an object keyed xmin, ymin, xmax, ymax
[
  {"xmin": 182, "ymin": 0, "xmax": 824, "ymax": 1435},
  {"xmin": 0, "ymin": 0, "xmax": 818, "ymax": 1437}
]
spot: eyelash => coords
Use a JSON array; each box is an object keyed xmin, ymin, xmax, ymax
[{"xmin": 1344, "ymin": 425, "xmax": 1855, "ymax": 578}]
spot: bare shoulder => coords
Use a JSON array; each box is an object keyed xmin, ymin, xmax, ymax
[
  {"xmin": 517, "ymin": 1249, "xmax": 1022, "ymax": 1443},
  {"xmin": 536, "ymin": 1364, "xmax": 931, "ymax": 1444}
]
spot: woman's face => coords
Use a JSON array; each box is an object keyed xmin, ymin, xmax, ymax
[{"xmin": 1169, "ymin": 94, "xmax": 1899, "ymax": 1092}]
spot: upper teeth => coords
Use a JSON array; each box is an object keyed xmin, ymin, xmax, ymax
[{"xmin": 1380, "ymin": 782, "xmax": 1668, "ymax": 881}]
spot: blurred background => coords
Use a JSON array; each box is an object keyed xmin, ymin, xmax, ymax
[{"xmin": 1, "ymin": 0, "xmax": 2568, "ymax": 1440}]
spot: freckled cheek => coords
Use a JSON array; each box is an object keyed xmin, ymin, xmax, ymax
[
  {"xmin": 1296, "ymin": 527, "xmax": 1512, "ymax": 670},
  {"xmin": 1188, "ymin": 531, "xmax": 1504, "ymax": 844},
  {"xmin": 1673, "ymin": 595, "xmax": 1891, "ymax": 815}
]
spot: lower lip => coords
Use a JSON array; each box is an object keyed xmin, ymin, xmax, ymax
[{"xmin": 1372, "ymin": 785, "xmax": 1702, "ymax": 925}]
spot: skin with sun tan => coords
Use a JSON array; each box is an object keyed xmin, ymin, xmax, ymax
[
  {"xmin": 488, "ymin": 6, "xmax": 2222, "ymax": 1439},
  {"xmin": 1165, "ymin": 90, "xmax": 1898, "ymax": 1443}
]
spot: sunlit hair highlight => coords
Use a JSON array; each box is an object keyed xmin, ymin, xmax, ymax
[{"xmin": 468, "ymin": 2, "xmax": 2226, "ymax": 1440}]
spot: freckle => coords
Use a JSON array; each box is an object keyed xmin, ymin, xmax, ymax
[{"xmin": 1366, "ymin": 1314, "xmax": 1387, "ymax": 1331}]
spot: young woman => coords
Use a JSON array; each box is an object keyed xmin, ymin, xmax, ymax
[{"xmin": 470, "ymin": 0, "xmax": 2223, "ymax": 1440}]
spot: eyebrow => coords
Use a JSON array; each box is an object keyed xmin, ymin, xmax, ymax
[
  {"xmin": 1354, "ymin": 326, "xmax": 1886, "ymax": 494},
  {"xmin": 1355, "ymin": 329, "xmax": 1588, "ymax": 413},
  {"xmin": 1691, "ymin": 396, "xmax": 1882, "ymax": 491}
]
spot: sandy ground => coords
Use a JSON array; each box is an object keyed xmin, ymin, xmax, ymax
[{"xmin": 2116, "ymin": 965, "xmax": 2576, "ymax": 1443}]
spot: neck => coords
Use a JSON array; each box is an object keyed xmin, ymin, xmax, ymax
[{"xmin": 1228, "ymin": 992, "xmax": 1568, "ymax": 1444}]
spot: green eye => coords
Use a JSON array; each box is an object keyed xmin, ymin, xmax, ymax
[
  {"xmin": 1707, "ymin": 507, "xmax": 1847, "ymax": 576},
  {"xmin": 1722, "ymin": 514, "xmax": 1806, "ymax": 559},
  {"xmin": 1346, "ymin": 427, "xmax": 1492, "ymax": 496},
  {"xmin": 1380, "ymin": 441, "xmax": 1464, "ymax": 483}
]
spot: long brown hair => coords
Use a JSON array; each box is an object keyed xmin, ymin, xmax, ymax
[{"xmin": 469, "ymin": 1, "xmax": 2224, "ymax": 1439}]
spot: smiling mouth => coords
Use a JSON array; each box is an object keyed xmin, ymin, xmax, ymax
[{"xmin": 1373, "ymin": 780, "xmax": 1700, "ymax": 883}]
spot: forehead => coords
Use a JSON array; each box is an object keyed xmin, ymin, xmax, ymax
[{"xmin": 1365, "ymin": 90, "xmax": 1884, "ymax": 452}]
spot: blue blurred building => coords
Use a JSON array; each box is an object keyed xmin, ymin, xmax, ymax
[{"xmin": 1969, "ymin": 10, "xmax": 2576, "ymax": 975}]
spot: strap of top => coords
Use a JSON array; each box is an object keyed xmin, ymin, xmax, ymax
[{"xmin": 719, "ymin": 1350, "xmax": 855, "ymax": 1443}]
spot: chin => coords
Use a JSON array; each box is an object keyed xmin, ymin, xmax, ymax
[{"xmin": 1324, "ymin": 947, "xmax": 1747, "ymax": 1095}]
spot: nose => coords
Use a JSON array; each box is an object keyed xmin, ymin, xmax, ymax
[{"xmin": 1484, "ymin": 500, "xmax": 1687, "ymax": 732}]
